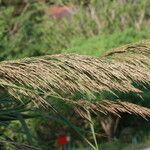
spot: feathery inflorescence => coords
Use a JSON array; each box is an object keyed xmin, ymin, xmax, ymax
[
  {"xmin": 74, "ymin": 100, "xmax": 150, "ymax": 120},
  {"xmin": 103, "ymin": 40, "xmax": 150, "ymax": 68},
  {"xmin": 0, "ymin": 40, "xmax": 150, "ymax": 118}
]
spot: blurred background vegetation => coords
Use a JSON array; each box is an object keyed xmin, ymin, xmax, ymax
[{"xmin": 0, "ymin": 0, "xmax": 150, "ymax": 149}]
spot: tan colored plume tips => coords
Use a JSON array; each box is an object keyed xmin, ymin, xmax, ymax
[{"xmin": 0, "ymin": 40, "xmax": 150, "ymax": 118}]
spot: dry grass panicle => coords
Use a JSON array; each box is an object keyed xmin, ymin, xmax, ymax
[
  {"xmin": 0, "ymin": 40, "xmax": 150, "ymax": 118},
  {"xmin": 74, "ymin": 100, "xmax": 150, "ymax": 120}
]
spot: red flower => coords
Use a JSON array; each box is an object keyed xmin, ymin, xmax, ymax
[{"xmin": 56, "ymin": 135, "xmax": 70, "ymax": 146}]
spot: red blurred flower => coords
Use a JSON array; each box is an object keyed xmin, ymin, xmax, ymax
[{"xmin": 56, "ymin": 135, "xmax": 70, "ymax": 146}]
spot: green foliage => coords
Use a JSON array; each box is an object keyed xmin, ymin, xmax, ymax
[
  {"xmin": 0, "ymin": 3, "xmax": 62, "ymax": 60},
  {"xmin": 63, "ymin": 28, "xmax": 150, "ymax": 56},
  {"xmin": 0, "ymin": 0, "xmax": 149, "ymax": 60}
]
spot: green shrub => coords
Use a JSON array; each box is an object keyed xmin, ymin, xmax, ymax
[
  {"xmin": 63, "ymin": 28, "xmax": 150, "ymax": 56},
  {"xmin": 0, "ymin": 0, "xmax": 149, "ymax": 60}
]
